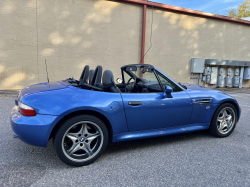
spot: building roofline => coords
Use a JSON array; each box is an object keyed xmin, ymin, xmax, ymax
[{"xmin": 112, "ymin": 0, "xmax": 250, "ymax": 26}]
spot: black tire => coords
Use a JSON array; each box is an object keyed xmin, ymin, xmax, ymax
[
  {"xmin": 209, "ymin": 103, "xmax": 237, "ymax": 138},
  {"xmin": 53, "ymin": 115, "xmax": 108, "ymax": 166}
]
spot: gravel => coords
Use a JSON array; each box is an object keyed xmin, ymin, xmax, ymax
[{"xmin": 0, "ymin": 92, "xmax": 249, "ymax": 187}]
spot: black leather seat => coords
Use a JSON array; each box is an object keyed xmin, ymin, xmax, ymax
[
  {"xmin": 89, "ymin": 69, "xmax": 95, "ymax": 84},
  {"xmin": 79, "ymin": 65, "xmax": 89, "ymax": 85},
  {"xmin": 102, "ymin": 70, "xmax": 120, "ymax": 93},
  {"xmin": 91, "ymin": 66, "xmax": 103, "ymax": 89}
]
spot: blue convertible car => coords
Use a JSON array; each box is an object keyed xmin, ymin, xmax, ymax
[{"xmin": 11, "ymin": 64, "xmax": 241, "ymax": 166}]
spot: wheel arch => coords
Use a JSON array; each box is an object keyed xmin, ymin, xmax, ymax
[
  {"xmin": 49, "ymin": 110, "xmax": 113, "ymax": 143},
  {"xmin": 210, "ymin": 99, "xmax": 240, "ymax": 125}
]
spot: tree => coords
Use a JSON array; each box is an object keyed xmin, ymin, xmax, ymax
[{"xmin": 226, "ymin": 0, "xmax": 250, "ymax": 18}]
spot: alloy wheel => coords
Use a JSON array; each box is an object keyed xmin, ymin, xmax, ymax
[
  {"xmin": 61, "ymin": 121, "xmax": 104, "ymax": 162},
  {"xmin": 217, "ymin": 107, "xmax": 235, "ymax": 135}
]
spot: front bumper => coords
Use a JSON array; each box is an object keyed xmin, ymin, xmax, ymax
[{"xmin": 10, "ymin": 105, "xmax": 58, "ymax": 147}]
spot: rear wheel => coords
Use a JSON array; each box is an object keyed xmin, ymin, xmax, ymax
[
  {"xmin": 53, "ymin": 115, "xmax": 108, "ymax": 166},
  {"xmin": 209, "ymin": 103, "xmax": 237, "ymax": 137}
]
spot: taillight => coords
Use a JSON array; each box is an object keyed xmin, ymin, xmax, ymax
[{"xmin": 18, "ymin": 101, "xmax": 36, "ymax": 116}]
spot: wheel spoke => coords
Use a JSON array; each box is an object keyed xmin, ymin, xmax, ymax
[
  {"xmin": 87, "ymin": 133, "xmax": 100, "ymax": 142},
  {"xmin": 68, "ymin": 143, "xmax": 80, "ymax": 155},
  {"xmin": 82, "ymin": 124, "xmax": 89, "ymax": 136},
  {"xmin": 218, "ymin": 123, "xmax": 224, "ymax": 131},
  {"xmin": 83, "ymin": 143, "xmax": 92, "ymax": 155},
  {"xmin": 217, "ymin": 117, "xmax": 224, "ymax": 123},
  {"xmin": 226, "ymin": 119, "xmax": 231, "ymax": 127},
  {"xmin": 223, "ymin": 110, "xmax": 228, "ymax": 118},
  {"xmin": 83, "ymin": 133, "xmax": 100, "ymax": 155},
  {"xmin": 225, "ymin": 115, "xmax": 232, "ymax": 121},
  {"xmin": 66, "ymin": 134, "xmax": 78, "ymax": 142}
]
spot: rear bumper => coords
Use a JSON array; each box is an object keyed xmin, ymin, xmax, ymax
[{"xmin": 10, "ymin": 105, "xmax": 58, "ymax": 147}]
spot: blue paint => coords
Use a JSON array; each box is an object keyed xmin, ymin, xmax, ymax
[
  {"xmin": 10, "ymin": 105, "xmax": 58, "ymax": 147},
  {"xmin": 121, "ymin": 91, "xmax": 192, "ymax": 131},
  {"xmin": 111, "ymin": 101, "xmax": 121, "ymax": 112},
  {"xmin": 10, "ymin": 66, "xmax": 241, "ymax": 147},
  {"xmin": 113, "ymin": 123, "xmax": 210, "ymax": 142},
  {"xmin": 164, "ymin": 85, "xmax": 173, "ymax": 98}
]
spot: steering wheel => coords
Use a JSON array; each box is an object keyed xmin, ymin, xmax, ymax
[{"xmin": 125, "ymin": 78, "xmax": 136, "ymax": 93}]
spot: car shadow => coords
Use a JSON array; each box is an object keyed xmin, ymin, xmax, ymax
[
  {"xmin": 12, "ymin": 130, "xmax": 212, "ymax": 169},
  {"xmin": 104, "ymin": 130, "xmax": 212, "ymax": 156}
]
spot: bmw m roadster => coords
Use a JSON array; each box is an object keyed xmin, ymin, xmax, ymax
[{"xmin": 10, "ymin": 64, "xmax": 241, "ymax": 166}]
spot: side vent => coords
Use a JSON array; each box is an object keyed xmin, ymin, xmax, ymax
[{"xmin": 192, "ymin": 98, "xmax": 213, "ymax": 104}]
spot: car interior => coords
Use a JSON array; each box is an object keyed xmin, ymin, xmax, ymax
[{"xmin": 64, "ymin": 65, "xmax": 184, "ymax": 93}]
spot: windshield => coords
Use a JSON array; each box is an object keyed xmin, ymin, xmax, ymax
[
  {"xmin": 123, "ymin": 67, "xmax": 158, "ymax": 84},
  {"xmin": 122, "ymin": 66, "xmax": 183, "ymax": 92}
]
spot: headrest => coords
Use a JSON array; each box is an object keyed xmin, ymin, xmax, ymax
[
  {"xmin": 102, "ymin": 70, "xmax": 115, "ymax": 85},
  {"xmin": 91, "ymin": 66, "xmax": 103, "ymax": 86},
  {"xmin": 89, "ymin": 69, "xmax": 95, "ymax": 83},
  {"xmin": 79, "ymin": 65, "xmax": 89, "ymax": 85}
]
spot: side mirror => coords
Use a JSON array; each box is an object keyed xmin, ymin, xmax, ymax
[
  {"xmin": 164, "ymin": 86, "xmax": 173, "ymax": 98},
  {"xmin": 116, "ymin": 78, "xmax": 123, "ymax": 84}
]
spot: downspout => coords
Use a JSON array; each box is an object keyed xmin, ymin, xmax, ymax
[
  {"xmin": 140, "ymin": 4, "xmax": 147, "ymax": 78},
  {"xmin": 140, "ymin": 4, "xmax": 147, "ymax": 64}
]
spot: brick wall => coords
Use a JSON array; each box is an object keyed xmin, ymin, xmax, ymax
[
  {"xmin": 144, "ymin": 8, "xmax": 250, "ymax": 87},
  {"xmin": 0, "ymin": 0, "xmax": 249, "ymax": 89},
  {"xmin": 0, "ymin": 0, "xmax": 142, "ymax": 89}
]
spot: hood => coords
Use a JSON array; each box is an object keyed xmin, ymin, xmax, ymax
[
  {"xmin": 182, "ymin": 83, "xmax": 235, "ymax": 104},
  {"xmin": 182, "ymin": 83, "xmax": 212, "ymax": 91},
  {"xmin": 18, "ymin": 81, "xmax": 67, "ymax": 100}
]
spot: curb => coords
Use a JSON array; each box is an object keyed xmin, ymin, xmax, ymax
[{"xmin": 0, "ymin": 90, "xmax": 20, "ymax": 95}]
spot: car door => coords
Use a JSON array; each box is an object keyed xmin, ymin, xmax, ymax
[{"xmin": 121, "ymin": 91, "xmax": 192, "ymax": 131}]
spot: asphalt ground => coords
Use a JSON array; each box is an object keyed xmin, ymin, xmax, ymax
[{"xmin": 0, "ymin": 92, "xmax": 250, "ymax": 187}]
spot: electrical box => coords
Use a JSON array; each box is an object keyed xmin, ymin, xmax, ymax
[
  {"xmin": 191, "ymin": 58, "xmax": 205, "ymax": 73},
  {"xmin": 217, "ymin": 76, "xmax": 224, "ymax": 87},
  {"xmin": 207, "ymin": 67, "xmax": 211, "ymax": 75},
  {"xmin": 234, "ymin": 68, "xmax": 240, "ymax": 76},
  {"xmin": 233, "ymin": 76, "xmax": 240, "ymax": 87},
  {"xmin": 206, "ymin": 76, "xmax": 211, "ymax": 84},
  {"xmin": 210, "ymin": 67, "xmax": 218, "ymax": 84},
  {"xmin": 225, "ymin": 76, "xmax": 232, "ymax": 87},
  {"xmin": 227, "ymin": 68, "xmax": 232, "ymax": 76},
  {"xmin": 203, "ymin": 67, "xmax": 211, "ymax": 75},
  {"xmin": 219, "ymin": 68, "xmax": 224, "ymax": 76},
  {"xmin": 202, "ymin": 76, "xmax": 206, "ymax": 82},
  {"xmin": 243, "ymin": 67, "xmax": 250, "ymax": 80},
  {"xmin": 204, "ymin": 69, "xmax": 209, "ymax": 75}
]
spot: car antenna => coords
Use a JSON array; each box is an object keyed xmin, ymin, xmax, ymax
[{"xmin": 45, "ymin": 59, "xmax": 50, "ymax": 86}]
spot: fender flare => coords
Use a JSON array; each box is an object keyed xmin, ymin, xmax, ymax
[
  {"xmin": 44, "ymin": 106, "xmax": 114, "ymax": 146},
  {"xmin": 209, "ymin": 98, "xmax": 241, "ymax": 125}
]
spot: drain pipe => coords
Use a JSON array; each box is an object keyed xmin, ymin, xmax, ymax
[{"xmin": 140, "ymin": 4, "xmax": 147, "ymax": 64}]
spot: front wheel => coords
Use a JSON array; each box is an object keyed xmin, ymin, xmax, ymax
[
  {"xmin": 209, "ymin": 103, "xmax": 237, "ymax": 138},
  {"xmin": 53, "ymin": 115, "xmax": 108, "ymax": 166}
]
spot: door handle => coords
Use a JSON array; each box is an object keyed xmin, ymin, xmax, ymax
[{"xmin": 128, "ymin": 101, "xmax": 142, "ymax": 106}]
